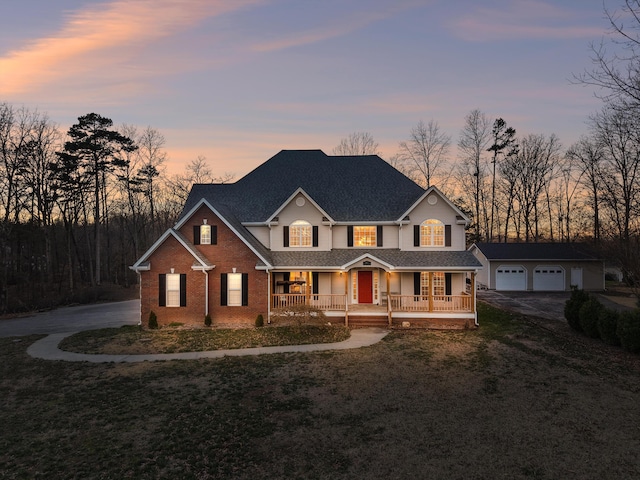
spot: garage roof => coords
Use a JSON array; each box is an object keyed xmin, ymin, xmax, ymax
[{"xmin": 472, "ymin": 242, "xmax": 600, "ymax": 261}]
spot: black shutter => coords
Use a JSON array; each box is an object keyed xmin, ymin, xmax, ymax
[
  {"xmin": 211, "ymin": 225, "xmax": 217, "ymax": 245},
  {"xmin": 180, "ymin": 274, "xmax": 187, "ymax": 306},
  {"xmin": 220, "ymin": 273, "xmax": 228, "ymax": 306},
  {"xmin": 159, "ymin": 274, "xmax": 166, "ymax": 306},
  {"xmin": 312, "ymin": 226, "xmax": 319, "ymax": 247},
  {"xmin": 414, "ymin": 272, "xmax": 421, "ymax": 296},
  {"xmin": 414, "ymin": 225, "xmax": 420, "ymax": 247},
  {"xmin": 283, "ymin": 226, "xmax": 289, "ymax": 247},
  {"xmin": 283, "ymin": 272, "xmax": 290, "ymax": 294},
  {"xmin": 377, "ymin": 225, "xmax": 383, "ymax": 247},
  {"xmin": 242, "ymin": 273, "xmax": 249, "ymax": 306},
  {"xmin": 445, "ymin": 225, "xmax": 452, "ymax": 247},
  {"xmin": 193, "ymin": 225, "xmax": 201, "ymax": 245},
  {"xmin": 312, "ymin": 272, "xmax": 319, "ymax": 295},
  {"xmin": 347, "ymin": 226, "xmax": 354, "ymax": 247},
  {"xmin": 445, "ymin": 273, "xmax": 452, "ymax": 296}
]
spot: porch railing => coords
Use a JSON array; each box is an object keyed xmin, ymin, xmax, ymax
[
  {"xmin": 271, "ymin": 293, "xmax": 472, "ymax": 313},
  {"xmin": 271, "ymin": 294, "xmax": 347, "ymax": 311},
  {"xmin": 388, "ymin": 294, "xmax": 472, "ymax": 312}
]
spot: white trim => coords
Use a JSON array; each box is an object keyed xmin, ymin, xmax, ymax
[
  {"xmin": 173, "ymin": 198, "xmax": 273, "ymax": 269},
  {"xmin": 130, "ymin": 229, "xmax": 211, "ymax": 270},
  {"xmin": 265, "ymin": 187, "xmax": 334, "ymax": 225},
  {"xmin": 340, "ymin": 253, "xmax": 395, "ymax": 271},
  {"xmin": 397, "ymin": 186, "xmax": 470, "ymax": 225}
]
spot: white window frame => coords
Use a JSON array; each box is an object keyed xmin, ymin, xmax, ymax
[
  {"xmin": 200, "ymin": 224, "xmax": 211, "ymax": 245},
  {"xmin": 290, "ymin": 220, "xmax": 312, "ymax": 247},
  {"xmin": 420, "ymin": 219, "xmax": 444, "ymax": 247},
  {"xmin": 420, "ymin": 271, "xmax": 445, "ymax": 297},
  {"xmin": 354, "ymin": 226, "xmax": 376, "ymax": 247},
  {"xmin": 166, "ymin": 273, "xmax": 181, "ymax": 307},
  {"xmin": 227, "ymin": 273, "xmax": 243, "ymax": 306}
]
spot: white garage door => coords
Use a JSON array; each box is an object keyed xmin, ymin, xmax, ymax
[
  {"xmin": 533, "ymin": 266, "xmax": 565, "ymax": 291},
  {"xmin": 495, "ymin": 265, "xmax": 527, "ymax": 291}
]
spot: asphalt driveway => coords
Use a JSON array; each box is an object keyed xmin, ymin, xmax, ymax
[
  {"xmin": 477, "ymin": 289, "xmax": 633, "ymax": 322},
  {"xmin": 0, "ymin": 300, "xmax": 140, "ymax": 337}
]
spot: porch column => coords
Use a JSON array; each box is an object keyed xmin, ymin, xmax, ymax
[
  {"xmin": 306, "ymin": 271, "xmax": 311, "ymax": 304},
  {"xmin": 471, "ymin": 272, "xmax": 476, "ymax": 312},
  {"xmin": 428, "ymin": 272, "xmax": 434, "ymax": 312}
]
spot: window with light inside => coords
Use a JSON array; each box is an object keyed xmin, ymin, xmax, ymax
[
  {"xmin": 290, "ymin": 220, "xmax": 312, "ymax": 247},
  {"xmin": 354, "ymin": 226, "xmax": 376, "ymax": 247},
  {"xmin": 420, "ymin": 219, "xmax": 444, "ymax": 247}
]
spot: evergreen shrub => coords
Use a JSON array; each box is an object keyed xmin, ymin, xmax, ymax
[
  {"xmin": 148, "ymin": 310, "xmax": 158, "ymax": 329},
  {"xmin": 597, "ymin": 308, "xmax": 620, "ymax": 346},
  {"xmin": 564, "ymin": 288, "xmax": 590, "ymax": 331},
  {"xmin": 579, "ymin": 297, "xmax": 603, "ymax": 338},
  {"xmin": 617, "ymin": 310, "xmax": 640, "ymax": 353}
]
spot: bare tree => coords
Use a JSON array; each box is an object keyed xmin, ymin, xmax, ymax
[
  {"xmin": 566, "ymin": 136, "xmax": 605, "ymax": 242},
  {"xmin": 513, "ymin": 134, "xmax": 562, "ymax": 242},
  {"xmin": 333, "ymin": 132, "xmax": 380, "ymax": 156},
  {"xmin": 397, "ymin": 119, "xmax": 451, "ymax": 190},
  {"xmin": 574, "ymin": 0, "xmax": 640, "ymax": 104},
  {"xmin": 458, "ymin": 110, "xmax": 491, "ymax": 241}
]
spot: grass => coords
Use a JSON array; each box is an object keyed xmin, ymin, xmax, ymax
[
  {"xmin": 59, "ymin": 324, "xmax": 351, "ymax": 354},
  {"xmin": 1, "ymin": 303, "xmax": 640, "ymax": 479}
]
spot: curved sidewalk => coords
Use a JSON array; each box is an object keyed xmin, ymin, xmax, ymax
[{"xmin": 27, "ymin": 328, "xmax": 389, "ymax": 363}]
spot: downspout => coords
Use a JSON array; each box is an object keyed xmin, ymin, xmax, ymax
[
  {"xmin": 137, "ymin": 272, "xmax": 142, "ymax": 326},
  {"xmin": 203, "ymin": 270, "xmax": 209, "ymax": 316},
  {"xmin": 267, "ymin": 269, "xmax": 272, "ymax": 324},
  {"xmin": 473, "ymin": 270, "xmax": 479, "ymax": 326}
]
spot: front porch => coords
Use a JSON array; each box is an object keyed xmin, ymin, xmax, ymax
[{"xmin": 270, "ymin": 293, "xmax": 476, "ymax": 329}]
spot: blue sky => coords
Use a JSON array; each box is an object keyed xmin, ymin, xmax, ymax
[{"xmin": 0, "ymin": 0, "xmax": 609, "ymax": 177}]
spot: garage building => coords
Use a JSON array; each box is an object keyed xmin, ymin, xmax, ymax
[{"xmin": 469, "ymin": 243, "xmax": 604, "ymax": 292}]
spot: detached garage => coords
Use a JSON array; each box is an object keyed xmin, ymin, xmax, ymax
[{"xmin": 470, "ymin": 243, "xmax": 604, "ymax": 292}]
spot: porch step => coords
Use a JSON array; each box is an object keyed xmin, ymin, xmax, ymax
[{"xmin": 348, "ymin": 314, "xmax": 389, "ymax": 327}]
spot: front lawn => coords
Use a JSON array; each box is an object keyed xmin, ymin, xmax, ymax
[
  {"xmin": 1, "ymin": 302, "xmax": 639, "ymax": 479},
  {"xmin": 59, "ymin": 324, "xmax": 351, "ymax": 354}
]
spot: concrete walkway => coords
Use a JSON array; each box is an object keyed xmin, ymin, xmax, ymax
[{"xmin": 27, "ymin": 328, "xmax": 389, "ymax": 363}]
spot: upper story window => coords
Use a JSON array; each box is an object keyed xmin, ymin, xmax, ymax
[
  {"xmin": 200, "ymin": 224, "xmax": 211, "ymax": 245},
  {"xmin": 420, "ymin": 219, "xmax": 444, "ymax": 247},
  {"xmin": 194, "ymin": 221, "xmax": 217, "ymax": 245},
  {"xmin": 354, "ymin": 226, "xmax": 376, "ymax": 247},
  {"xmin": 290, "ymin": 220, "xmax": 312, "ymax": 247},
  {"xmin": 347, "ymin": 225, "xmax": 383, "ymax": 247}
]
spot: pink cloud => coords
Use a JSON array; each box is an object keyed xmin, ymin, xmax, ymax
[
  {"xmin": 450, "ymin": 0, "xmax": 604, "ymax": 42},
  {"xmin": 0, "ymin": 0, "xmax": 261, "ymax": 96}
]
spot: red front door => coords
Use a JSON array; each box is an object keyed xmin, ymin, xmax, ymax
[{"xmin": 358, "ymin": 271, "xmax": 373, "ymax": 303}]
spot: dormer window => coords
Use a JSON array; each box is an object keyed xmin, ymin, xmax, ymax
[
  {"xmin": 420, "ymin": 219, "xmax": 444, "ymax": 246},
  {"xmin": 290, "ymin": 220, "xmax": 312, "ymax": 247}
]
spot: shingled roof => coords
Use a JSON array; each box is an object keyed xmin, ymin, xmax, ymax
[
  {"xmin": 473, "ymin": 242, "xmax": 600, "ymax": 261},
  {"xmin": 180, "ymin": 150, "xmax": 426, "ymax": 223}
]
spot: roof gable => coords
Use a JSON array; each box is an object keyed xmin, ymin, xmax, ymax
[
  {"xmin": 130, "ymin": 228, "xmax": 215, "ymax": 271},
  {"xmin": 266, "ymin": 187, "xmax": 334, "ymax": 224},
  {"xmin": 399, "ymin": 186, "xmax": 470, "ymax": 224}
]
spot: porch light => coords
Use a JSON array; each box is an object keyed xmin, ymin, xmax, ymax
[{"xmin": 170, "ymin": 268, "xmax": 175, "ymax": 274}]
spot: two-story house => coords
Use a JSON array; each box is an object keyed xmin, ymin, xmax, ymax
[{"xmin": 131, "ymin": 150, "xmax": 482, "ymax": 328}]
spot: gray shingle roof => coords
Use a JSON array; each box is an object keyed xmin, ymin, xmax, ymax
[
  {"xmin": 269, "ymin": 249, "xmax": 481, "ymax": 270},
  {"xmin": 473, "ymin": 242, "xmax": 600, "ymax": 261},
  {"xmin": 180, "ymin": 150, "xmax": 426, "ymax": 223}
]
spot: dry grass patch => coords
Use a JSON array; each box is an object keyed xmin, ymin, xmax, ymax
[{"xmin": 59, "ymin": 324, "xmax": 350, "ymax": 355}]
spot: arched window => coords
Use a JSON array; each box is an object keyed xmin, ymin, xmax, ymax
[
  {"xmin": 290, "ymin": 220, "xmax": 312, "ymax": 247},
  {"xmin": 420, "ymin": 219, "xmax": 444, "ymax": 247}
]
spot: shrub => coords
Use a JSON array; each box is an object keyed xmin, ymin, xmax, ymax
[
  {"xmin": 255, "ymin": 314, "xmax": 264, "ymax": 328},
  {"xmin": 579, "ymin": 297, "xmax": 603, "ymax": 338},
  {"xmin": 204, "ymin": 314, "xmax": 212, "ymax": 327},
  {"xmin": 598, "ymin": 308, "xmax": 620, "ymax": 346},
  {"xmin": 564, "ymin": 288, "xmax": 590, "ymax": 331},
  {"xmin": 148, "ymin": 310, "xmax": 158, "ymax": 329},
  {"xmin": 617, "ymin": 310, "xmax": 640, "ymax": 353}
]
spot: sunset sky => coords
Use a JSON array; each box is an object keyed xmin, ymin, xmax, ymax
[{"xmin": 0, "ymin": 0, "xmax": 611, "ymax": 178}]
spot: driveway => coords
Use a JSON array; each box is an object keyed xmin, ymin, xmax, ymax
[
  {"xmin": 477, "ymin": 289, "xmax": 633, "ymax": 322},
  {"xmin": 0, "ymin": 300, "xmax": 140, "ymax": 337}
]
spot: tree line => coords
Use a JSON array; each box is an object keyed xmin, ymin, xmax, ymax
[{"xmin": 0, "ymin": 107, "xmax": 231, "ymax": 313}]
